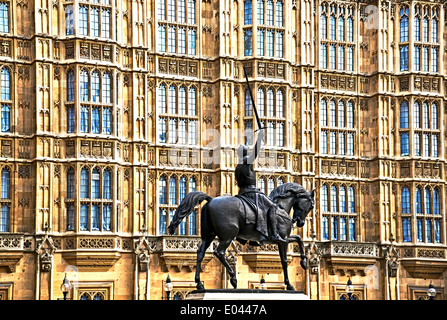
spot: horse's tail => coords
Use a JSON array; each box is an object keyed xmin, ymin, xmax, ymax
[{"xmin": 168, "ymin": 191, "xmax": 213, "ymax": 235}]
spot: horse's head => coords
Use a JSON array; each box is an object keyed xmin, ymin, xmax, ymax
[{"xmin": 292, "ymin": 190, "xmax": 315, "ymax": 228}]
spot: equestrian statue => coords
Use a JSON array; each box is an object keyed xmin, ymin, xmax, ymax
[{"xmin": 168, "ymin": 67, "xmax": 315, "ymax": 291}]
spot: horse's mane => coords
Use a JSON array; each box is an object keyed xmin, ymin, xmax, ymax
[{"xmin": 268, "ymin": 182, "xmax": 309, "ymax": 201}]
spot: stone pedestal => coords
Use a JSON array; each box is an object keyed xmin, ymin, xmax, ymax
[{"xmin": 186, "ymin": 289, "xmax": 310, "ymax": 300}]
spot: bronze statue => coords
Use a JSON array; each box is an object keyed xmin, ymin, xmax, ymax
[
  {"xmin": 168, "ymin": 67, "xmax": 314, "ymax": 291},
  {"xmin": 168, "ymin": 182, "xmax": 314, "ymax": 290}
]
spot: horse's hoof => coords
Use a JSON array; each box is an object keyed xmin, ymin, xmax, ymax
[
  {"xmin": 230, "ymin": 277, "xmax": 238, "ymax": 289},
  {"xmin": 300, "ymin": 259, "xmax": 308, "ymax": 270},
  {"xmin": 286, "ymin": 284, "xmax": 295, "ymax": 291},
  {"xmin": 196, "ymin": 282, "xmax": 205, "ymax": 290}
]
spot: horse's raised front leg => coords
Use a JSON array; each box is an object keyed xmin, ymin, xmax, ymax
[
  {"xmin": 278, "ymin": 242, "xmax": 294, "ymax": 291},
  {"xmin": 214, "ymin": 239, "xmax": 237, "ymax": 289},
  {"xmin": 195, "ymin": 234, "xmax": 215, "ymax": 290},
  {"xmin": 287, "ymin": 235, "xmax": 307, "ymax": 270}
]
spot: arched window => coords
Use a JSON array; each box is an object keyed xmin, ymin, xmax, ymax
[
  {"xmin": 329, "ymin": 15, "xmax": 336, "ymax": 40},
  {"xmin": 67, "ymin": 168, "xmax": 75, "ymax": 199},
  {"xmin": 339, "ymin": 186, "xmax": 346, "ymax": 212},
  {"xmin": 80, "ymin": 168, "xmax": 89, "ymax": 198},
  {"xmin": 347, "ymin": 101, "xmax": 354, "ymax": 128},
  {"xmin": 266, "ymin": 0, "xmax": 273, "ymax": 25},
  {"xmin": 347, "ymin": 17, "xmax": 353, "ymax": 42},
  {"xmin": 0, "ymin": 168, "xmax": 9, "ymax": 199},
  {"xmin": 414, "ymin": 102, "xmax": 420, "ymax": 128},
  {"xmin": 188, "ymin": 87, "xmax": 196, "ymax": 115},
  {"xmin": 91, "ymin": 71, "xmax": 100, "ymax": 103},
  {"xmin": 338, "ymin": 16, "xmax": 345, "ymax": 41},
  {"xmin": 80, "ymin": 204, "xmax": 88, "ymax": 231},
  {"xmin": 80, "ymin": 70, "xmax": 89, "ymax": 102},
  {"xmin": 414, "ymin": 16, "xmax": 420, "ymax": 41},
  {"xmin": 321, "ymin": 185, "xmax": 328, "ymax": 212},
  {"xmin": 1, "ymin": 68, "xmax": 10, "ymax": 100},
  {"xmin": 400, "ymin": 101, "xmax": 409, "ymax": 128},
  {"xmin": 402, "ymin": 187, "xmax": 410, "ymax": 214},
  {"xmin": 433, "ymin": 188, "xmax": 440, "ymax": 215},
  {"xmin": 320, "ymin": 14, "xmax": 327, "ymax": 39},
  {"xmin": 159, "ymin": 84, "xmax": 167, "ymax": 113},
  {"xmin": 329, "ymin": 100, "xmax": 336, "ymax": 126},
  {"xmin": 276, "ymin": 90, "xmax": 284, "ymax": 118},
  {"xmin": 179, "ymin": 177, "xmax": 187, "ymax": 202},
  {"xmin": 168, "ymin": 86, "xmax": 176, "ymax": 114},
  {"xmin": 102, "ymin": 72, "xmax": 111, "ymax": 103},
  {"xmin": 322, "ymin": 216, "xmax": 329, "ymax": 240},
  {"xmin": 159, "ymin": 176, "xmax": 167, "ymax": 204},
  {"xmin": 276, "ymin": 1, "xmax": 283, "ymax": 26},
  {"xmin": 416, "ymin": 187, "xmax": 422, "ymax": 213},
  {"xmin": 422, "ymin": 102, "xmax": 429, "ymax": 129},
  {"xmin": 320, "ymin": 99, "xmax": 327, "ymax": 126},
  {"xmin": 431, "ymin": 103, "xmax": 438, "ymax": 129},
  {"xmin": 431, "ymin": 19, "xmax": 438, "ymax": 43},
  {"xmin": 338, "ymin": 101, "xmax": 345, "ymax": 127},
  {"xmin": 91, "ymin": 168, "xmax": 100, "ymax": 199},
  {"xmin": 402, "ymin": 218, "xmax": 411, "ymax": 242},
  {"xmin": 0, "ymin": 3, "xmax": 10, "ymax": 34},
  {"xmin": 244, "ymin": 0, "xmax": 252, "ymax": 25},
  {"xmin": 188, "ymin": 0, "xmax": 196, "ymax": 24},
  {"xmin": 257, "ymin": 88, "xmax": 264, "ymax": 116},
  {"xmin": 169, "ymin": 177, "xmax": 177, "ymax": 204},
  {"xmin": 178, "ymin": 86, "xmax": 186, "ymax": 115},
  {"xmin": 424, "ymin": 187, "xmax": 431, "ymax": 214},
  {"xmin": 266, "ymin": 89, "xmax": 274, "ymax": 117},
  {"xmin": 103, "ymin": 169, "xmax": 111, "ymax": 199},
  {"xmin": 348, "ymin": 187, "xmax": 355, "ymax": 213},
  {"xmin": 400, "ymin": 7, "xmax": 409, "ymax": 42},
  {"xmin": 67, "ymin": 71, "xmax": 75, "ymax": 101},
  {"xmin": 330, "ymin": 185, "xmax": 337, "ymax": 212},
  {"xmin": 102, "ymin": 108, "xmax": 112, "ymax": 135}
]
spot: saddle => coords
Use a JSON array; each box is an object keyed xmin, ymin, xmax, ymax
[{"xmin": 235, "ymin": 188, "xmax": 269, "ymax": 240}]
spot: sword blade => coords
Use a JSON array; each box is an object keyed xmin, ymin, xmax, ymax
[{"xmin": 243, "ymin": 65, "xmax": 263, "ymax": 130}]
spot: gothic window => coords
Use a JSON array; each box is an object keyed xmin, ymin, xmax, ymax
[
  {"xmin": 70, "ymin": 0, "xmax": 111, "ymax": 39},
  {"xmin": 400, "ymin": 6, "xmax": 409, "ymax": 42},
  {"xmin": 413, "ymin": 100, "xmax": 440, "ymax": 158},
  {"xmin": 0, "ymin": 167, "xmax": 10, "ymax": 232},
  {"xmin": 244, "ymin": 0, "xmax": 252, "ymax": 25},
  {"xmin": 78, "ymin": 69, "xmax": 113, "ymax": 135},
  {"xmin": 244, "ymin": 30, "xmax": 252, "ymax": 56},
  {"xmin": 321, "ymin": 183, "xmax": 356, "ymax": 241},
  {"xmin": 65, "ymin": 5, "xmax": 74, "ymax": 35},
  {"xmin": 158, "ymin": 175, "xmax": 198, "ymax": 235},
  {"xmin": 413, "ymin": 4, "xmax": 439, "ymax": 73},
  {"xmin": 78, "ymin": 166, "xmax": 113, "ymax": 232},
  {"xmin": 319, "ymin": 98, "xmax": 355, "ymax": 156},
  {"xmin": 0, "ymin": 3, "xmax": 8, "ymax": 33},
  {"xmin": 158, "ymin": 0, "xmax": 197, "ymax": 55},
  {"xmin": 0, "ymin": 67, "xmax": 10, "ymax": 133},
  {"xmin": 67, "ymin": 168, "xmax": 75, "ymax": 199},
  {"xmin": 254, "ymin": 87, "xmax": 285, "ymax": 147},
  {"xmin": 158, "ymin": 84, "xmax": 198, "ymax": 145},
  {"xmin": 401, "ymin": 185, "xmax": 443, "ymax": 244},
  {"xmin": 320, "ymin": 3, "xmax": 354, "ymax": 71}
]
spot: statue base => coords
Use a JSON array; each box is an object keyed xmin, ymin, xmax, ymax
[{"xmin": 185, "ymin": 289, "xmax": 310, "ymax": 300}]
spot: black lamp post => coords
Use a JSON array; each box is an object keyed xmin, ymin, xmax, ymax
[
  {"xmin": 346, "ymin": 276, "xmax": 354, "ymax": 300},
  {"xmin": 60, "ymin": 273, "xmax": 72, "ymax": 300},
  {"xmin": 427, "ymin": 282, "xmax": 436, "ymax": 300},
  {"xmin": 164, "ymin": 275, "xmax": 173, "ymax": 300},
  {"xmin": 260, "ymin": 276, "xmax": 267, "ymax": 290}
]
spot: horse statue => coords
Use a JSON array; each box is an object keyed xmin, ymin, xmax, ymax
[{"xmin": 168, "ymin": 182, "xmax": 314, "ymax": 291}]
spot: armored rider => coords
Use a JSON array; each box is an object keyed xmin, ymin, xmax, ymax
[{"xmin": 235, "ymin": 128, "xmax": 286, "ymax": 243}]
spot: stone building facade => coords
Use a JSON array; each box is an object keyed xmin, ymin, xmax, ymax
[{"xmin": 0, "ymin": 0, "xmax": 446, "ymax": 300}]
